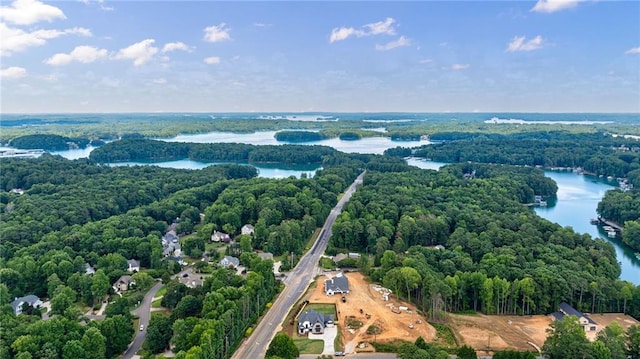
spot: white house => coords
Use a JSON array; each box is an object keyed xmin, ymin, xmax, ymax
[
  {"xmin": 84, "ymin": 263, "xmax": 95, "ymax": 275},
  {"xmin": 211, "ymin": 231, "xmax": 231, "ymax": 243},
  {"xmin": 241, "ymin": 224, "xmax": 255, "ymax": 236},
  {"xmin": 551, "ymin": 302, "xmax": 598, "ymax": 332},
  {"xmin": 10, "ymin": 295, "xmax": 43, "ymax": 315},
  {"xmin": 324, "ymin": 272, "xmax": 350, "ymax": 296},
  {"xmin": 127, "ymin": 259, "xmax": 140, "ymax": 273}
]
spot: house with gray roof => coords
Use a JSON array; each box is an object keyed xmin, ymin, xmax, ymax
[
  {"xmin": 241, "ymin": 224, "xmax": 255, "ymax": 236},
  {"xmin": 298, "ymin": 309, "xmax": 334, "ymax": 335},
  {"xmin": 85, "ymin": 263, "xmax": 95, "ymax": 275},
  {"xmin": 127, "ymin": 259, "xmax": 140, "ymax": 272},
  {"xmin": 551, "ymin": 302, "xmax": 598, "ymax": 332},
  {"xmin": 10, "ymin": 295, "xmax": 43, "ymax": 315},
  {"xmin": 220, "ymin": 256, "xmax": 240, "ymax": 268},
  {"xmin": 324, "ymin": 272, "xmax": 349, "ymax": 296}
]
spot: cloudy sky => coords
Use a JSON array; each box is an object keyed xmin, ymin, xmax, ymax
[{"xmin": 1, "ymin": 0, "xmax": 638, "ymax": 113}]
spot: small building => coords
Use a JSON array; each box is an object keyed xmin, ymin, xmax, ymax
[
  {"xmin": 241, "ymin": 224, "xmax": 255, "ymax": 236},
  {"xmin": 10, "ymin": 295, "xmax": 43, "ymax": 315},
  {"xmin": 127, "ymin": 259, "xmax": 140, "ymax": 273},
  {"xmin": 113, "ymin": 275, "xmax": 134, "ymax": 292},
  {"xmin": 325, "ymin": 273, "xmax": 350, "ymax": 296},
  {"xmin": 84, "ymin": 263, "xmax": 95, "ymax": 275},
  {"xmin": 211, "ymin": 231, "xmax": 231, "ymax": 243},
  {"xmin": 220, "ymin": 256, "xmax": 240, "ymax": 268},
  {"xmin": 333, "ymin": 253, "xmax": 348, "ymax": 263},
  {"xmin": 298, "ymin": 309, "xmax": 334, "ymax": 335},
  {"xmin": 257, "ymin": 252, "xmax": 274, "ymax": 260},
  {"xmin": 551, "ymin": 302, "xmax": 598, "ymax": 332}
]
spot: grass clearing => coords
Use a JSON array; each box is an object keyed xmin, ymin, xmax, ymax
[
  {"xmin": 293, "ymin": 337, "xmax": 324, "ymax": 354},
  {"xmin": 305, "ymin": 303, "xmax": 336, "ymax": 317},
  {"xmin": 430, "ymin": 322, "xmax": 457, "ymax": 347},
  {"xmin": 151, "ymin": 299, "xmax": 163, "ymax": 308},
  {"xmin": 334, "ymin": 324, "xmax": 343, "ymax": 351}
]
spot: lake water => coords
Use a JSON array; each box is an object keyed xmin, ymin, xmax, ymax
[
  {"xmin": 9, "ymin": 133, "xmax": 640, "ymax": 284},
  {"xmin": 533, "ymin": 171, "xmax": 640, "ymax": 284}
]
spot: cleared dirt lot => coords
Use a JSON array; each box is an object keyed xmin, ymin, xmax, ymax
[
  {"xmin": 447, "ymin": 313, "xmax": 551, "ymax": 354},
  {"xmin": 306, "ymin": 272, "xmax": 436, "ymax": 352},
  {"xmin": 585, "ymin": 313, "xmax": 640, "ymax": 341}
]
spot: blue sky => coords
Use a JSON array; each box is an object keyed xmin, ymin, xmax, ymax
[{"xmin": 1, "ymin": 0, "xmax": 638, "ymax": 113}]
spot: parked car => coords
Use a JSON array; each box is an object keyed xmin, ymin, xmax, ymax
[
  {"xmin": 334, "ymin": 352, "xmax": 344, "ymax": 356},
  {"xmin": 139, "ymin": 324, "xmax": 144, "ymax": 331}
]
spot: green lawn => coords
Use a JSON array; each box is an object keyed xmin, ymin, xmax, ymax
[
  {"xmin": 334, "ymin": 324, "xmax": 343, "ymax": 351},
  {"xmin": 155, "ymin": 286, "xmax": 167, "ymax": 297},
  {"xmin": 151, "ymin": 299, "xmax": 163, "ymax": 308},
  {"xmin": 305, "ymin": 303, "xmax": 336, "ymax": 317},
  {"xmin": 293, "ymin": 337, "xmax": 324, "ymax": 354}
]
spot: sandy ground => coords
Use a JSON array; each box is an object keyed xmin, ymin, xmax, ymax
[
  {"xmin": 306, "ymin": 272, "xmax": 436, "ymax": 352},
  {"xmin": 447, "ymin": 313, "xmax": 551, "ymax": 354},
  {"xmin": 585, "ymin": 313, "xmax": 640, "ymax": 341}
]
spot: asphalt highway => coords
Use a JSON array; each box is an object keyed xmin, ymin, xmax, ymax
[{"xmin": 231, "ymin": 171, "xmax": 365, "ymax": 359}]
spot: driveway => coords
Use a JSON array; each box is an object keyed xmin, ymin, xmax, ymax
[
  {"xmin": 122, "ymin": 281, "xmax": 164, "ymax": 359},
  {"xmin": 308, "ymin": 326, "xmax": 337, "ymax": 355}
]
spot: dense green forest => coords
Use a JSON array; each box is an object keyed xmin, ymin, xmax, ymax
[
  {"xmin": 9, "ymin": 134, "xmax": 93, "ymax": 151},
  {"xmin": 329, "ymin": 163, "xmax": 640, "ymax": 319},
  {"xmin": 0, "ymin": 148, "xmax": 402, "ymax": 359},
  {"xmin": 274, "ymin": 130, "xmax": 328, "ymax": 142},
  {"xmin": 394, "ymin": 132, "xmax": 640, "ymax": 181},
  {"xmin": 597, "ymin": 189, "xmax": 640, "ymax": 252},
  {"xmin": 89, "ymin": 139, "xmax": 336, "ymax": 164}
]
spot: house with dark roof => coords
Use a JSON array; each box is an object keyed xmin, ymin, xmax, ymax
[
  {"xmin": 10, "ymin": 295, "xmax": 43, "ymax": 315},
  {"xmin": 298, "ymin": 309, "xmax": 334, "ymax": 335},
  {"xmin": 324, "ymin": 273, "xmax": 349, "ymax": 296},
  {"xmin": 551, "ymin": 302, "xmax": 598, "ymax": 332}
]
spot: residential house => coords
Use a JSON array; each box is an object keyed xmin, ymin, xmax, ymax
[
  {"xmin": 162, "ymin": 231, "xmax": 181, "ymax": 257},
  {"xmin": 241, "ymin": 224, "xmax": 255, "ymax": 236},
  {"xmin": 211, "ymin": 230, "xmax": 231, "ymax": 243},
  {"xmin": 113, "ymin": 275, "xmax": 134, "ymax": 292},
  {"xmin": 298, "ymin": 309, "xmax": 334, "ymax": 335},
  {"xmin": 220, "ymin": 256, "xmax": 240, "ymax": 268},
  {"xmin": 127, "ymin": 259, "xmax": 140, "ymax": 273},
  {"xmin": 257, "ymin": 252, "xmax": 274, "ymax": 260},
  {"xmin": 551, "ymin": 302, "xmax": 598, "ymax": 332},
  {"xmin": 324, "ymin": 272, "xmax": 350, "ymax": 296},
  {"xmin": 84, "ymin": 263, "xmax": 95, "ymax": 275},
  {"xmin": 10, "ymin": 295, "xmax": 43, "ymax": 315}
]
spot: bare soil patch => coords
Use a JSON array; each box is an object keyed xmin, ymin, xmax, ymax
[
  {"xmin": 447, "ymin": 313, "xmax": 551, "ymax": 355},
  {"xmin": 305, "ymin": 272, "xmax": 435, "ymax": 352},
  {"xmin": 586, "ymin": 313, "xmax": 640, "ymax": 341}
]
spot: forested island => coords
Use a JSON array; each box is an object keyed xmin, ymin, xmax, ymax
[
  {"xmin": 274, "ymin": 130, "xmax": 328, "ymax": 142},
  {"xmin": 8, "ymin": 134, "xmax": 96, "ymax": 151}
]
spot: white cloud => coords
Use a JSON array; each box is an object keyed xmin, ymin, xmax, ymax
[
  {"xmin": 115, "ymin": 39, "xmax": 158, "ymax": 66},
  {"xmin": 203, "ymin": 23, "xmax": 230, "ymax": 43},
  {"xmin": 419, "ymin": 58, "xmax": 433, "ymax": 64},
  {"xmin": 162, "ymin": 41, "xmax": 191, "ymax": 53},
  {"xmin": 330, "ymin": 17, "xmax": 397, "ymax": 43},
  {"xmin": 625, "ymin": 47, "xmax": 640, "ymax": 54},
  {"xmin": 44, "ymin": 45, "xmax": 107, "ymax": 66},
  {"xmin": 531, "ymin": 0, "xmax": 583, "ymax": 13},
  {"xmin": 153, "ymin": 78, "xmax": 167, "ymax": 84},
  {"xmin": 375, "ymin": 36, "xmax": 411, "ymax": 51},
  {"xmin": 1, "ymin": 66, "xmax": 27, "ymax": 78},
  {"xmin": 442, "ymin": 64, "xmax": 470, "ymax": 70},
  {"xmin": 506, "ymin": 35, "xmax": 545, "ymax": 52},
  {"xmin": 203, "ymin": 56, "xmax": 220, "ymax": 64},
  {"xmin": 363, "ymin": 17, "xmax": 396, "ymax": 36},
  {"xmin": 0, "ymin": 23, "xmax": 91, "ymax": 56},
  {"xmin": 253, "ymin": 23, "xmax": 270, "ymax": 28},
  {"xmin": 79, "ymin": 0, "xmax": 114, "ymax": 12},
  {"xmin": 0, "ymin": 0, "xmax": 65, "ymax": 25}
]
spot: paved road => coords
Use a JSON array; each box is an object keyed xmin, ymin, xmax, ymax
[
  {"xmin": 122, "ymin": 281, "xmax": 164, "ymax": 359},
  {"xmin": 232, "ymin": 171, "xmax": 366, "ymax": 359}
]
